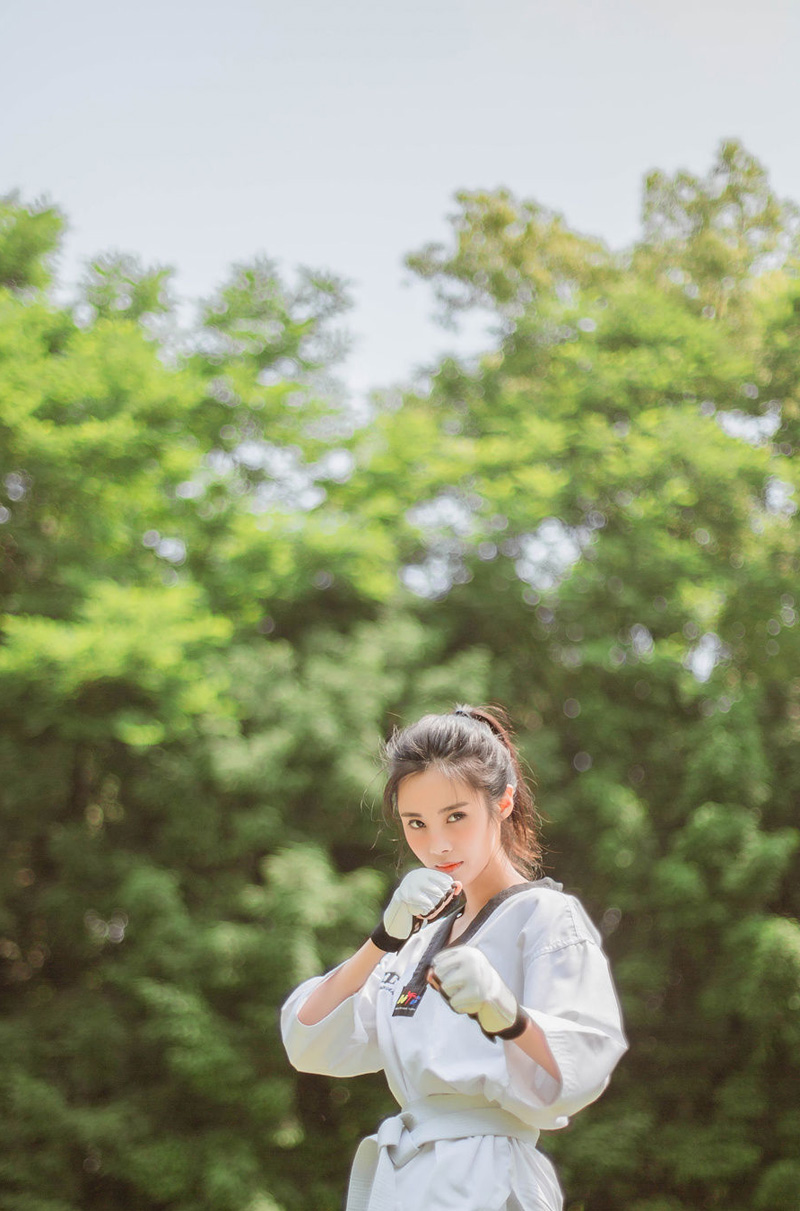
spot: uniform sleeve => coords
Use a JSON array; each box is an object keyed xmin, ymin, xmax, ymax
[
  {"xmin": 505, "ymin": 901, "xmax": 628, "ymax": 1120},
  {"xmin": 280, "ymin": 961, "xmax": 386, "ymax": 1078}
]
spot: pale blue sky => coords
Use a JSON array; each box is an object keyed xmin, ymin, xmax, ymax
[{"xmin": 3, "ymin": 0, "xmax": 798, "ymax": 394}]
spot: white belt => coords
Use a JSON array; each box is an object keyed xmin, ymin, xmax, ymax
[{"xmin": 345, "ymin": 1093, "xmax": 541, "ymax": 1211}]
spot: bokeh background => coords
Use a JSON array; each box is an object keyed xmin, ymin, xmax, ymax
[{"xmin": 2, "ymin": 3, "xmax": 800, "ymax": 1210}]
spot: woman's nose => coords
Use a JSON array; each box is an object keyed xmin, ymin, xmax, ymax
[{"xmin": 429, "ymin": 833, "xmax": 452, "ymax": 856}]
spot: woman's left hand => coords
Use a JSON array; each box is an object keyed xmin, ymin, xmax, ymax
[{"xmin": 428, "ymin": 946, "xmax": 527, "ymax": 1039}]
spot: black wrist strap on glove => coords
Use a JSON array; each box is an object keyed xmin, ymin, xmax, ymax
[
  {"xmin": 487, "ymin": 1007, "xmax": 529, "ymax": 1041},
  {"xmin": 369, "ymin": 921, "xmax": 406, "ymax": 952}
]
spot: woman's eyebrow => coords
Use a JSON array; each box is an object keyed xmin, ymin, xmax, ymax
[{"xmin": 399, "ymin": 801, "xmax": 469, "ymax": 818}]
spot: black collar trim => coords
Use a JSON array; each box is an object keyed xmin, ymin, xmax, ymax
[{"xmin": 444, "ymin": 878, "xmax": 549, "ymax": 948}]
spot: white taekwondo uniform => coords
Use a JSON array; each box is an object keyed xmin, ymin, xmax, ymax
[{"xmin": 281, "ymin": 880, "xmax": 627, "ymax": 1211}]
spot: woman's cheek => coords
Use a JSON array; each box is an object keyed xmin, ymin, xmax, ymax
[{"xmin": 405, "ymin": 830, "xmax": 426, "ymax": 862}]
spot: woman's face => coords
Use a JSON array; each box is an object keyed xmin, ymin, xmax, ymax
[{"xmin": 396, "ymin": 767, "xmax": 513, "ymax": 892}]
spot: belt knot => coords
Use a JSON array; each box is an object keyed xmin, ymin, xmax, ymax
[{"xmin": 346, "ymin": 1094, "xmax": 540, "ymax": 1210}]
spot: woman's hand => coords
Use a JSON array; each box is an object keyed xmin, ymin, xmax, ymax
[
  {"xmin": 428, "ymin": 945, "xmax": 527, "ymax": 1039},
  {"xmin": 371, "ymin": 869, "xmax": 460, "ymax": 951}
]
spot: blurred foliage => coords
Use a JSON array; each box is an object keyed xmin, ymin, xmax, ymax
[{"xmin": 1, "ymin": 140, "xmax": 799, "ymax": 1211}]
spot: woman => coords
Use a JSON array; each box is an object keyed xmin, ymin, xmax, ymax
[{"xmin": 281, "ymin": 706, "xmax": 627, "ymax": 1210}]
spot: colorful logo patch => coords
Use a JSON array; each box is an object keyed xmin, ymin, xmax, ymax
[{"xmin": 392, "ymin": 984, "xmax": 425, "ymax": 1017}]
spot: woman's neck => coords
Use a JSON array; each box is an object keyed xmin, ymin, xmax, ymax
[{"xmin": 461, "ymin": 857, "xmax": 526, "ymax": 924}]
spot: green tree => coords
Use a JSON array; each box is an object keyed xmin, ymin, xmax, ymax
[
  {"xmin": 2, "ymin": 140, "xmax": 800, "ymax": 1211},
  {"xmin": 0, "ymin": 198, "xmax": 390, "ymax": 1211},
  {"xmin": 330, "ymin": 140, "xmax": 799, "ymax": 1211}
]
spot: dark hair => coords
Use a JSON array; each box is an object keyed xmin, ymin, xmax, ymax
[{"xmin": 383, "ymin": 704, "xmax": 543, "ymax": 877}]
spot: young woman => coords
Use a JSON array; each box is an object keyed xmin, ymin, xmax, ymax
[{"xmin": 281, "ymin": 706, "xmax": 627, "ymax": 1211}]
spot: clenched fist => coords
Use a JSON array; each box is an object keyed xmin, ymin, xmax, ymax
[
  {"xmin": 370, "ymin": 869, "xmax": 460, "ymax": 952},
  {"xmin": 428, "ymin": 945, "xmax": 528, "ymax": 1039}
]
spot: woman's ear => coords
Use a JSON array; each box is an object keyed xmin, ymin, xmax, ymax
[{"xmin": 498, "ymin": 784, "xmax": 515, "ymax": 820}]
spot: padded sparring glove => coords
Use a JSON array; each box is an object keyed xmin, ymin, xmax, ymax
[
  {"xmin": 428, "ymin": 945, "xmax": 528, "ymax": 1040},
  {"xmin": 370, "ymin": 869, "xmax": 459, "ymax": 952}
]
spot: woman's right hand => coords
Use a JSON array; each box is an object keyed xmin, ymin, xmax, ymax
[{"xmin": 382, "ymin": 868, "xmax": 460, "ymax": 944}]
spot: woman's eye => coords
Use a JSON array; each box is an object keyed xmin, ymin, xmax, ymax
[
  {"xmin": 447, "ymin": 812, "xmax": 466, "ymax": 823},
  {"xmin": 406, "ymin": 819, "xmax": 424, "ymax": 830}
]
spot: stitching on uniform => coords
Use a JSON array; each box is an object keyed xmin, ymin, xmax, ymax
[{"xmin": 527, "ymin": 936, "xmax": 599, "ymax": 961}]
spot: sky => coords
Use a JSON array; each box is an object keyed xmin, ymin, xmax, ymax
[{"xmin": 2, "ymin": 0, "xmax": 799, "ymax": 397}]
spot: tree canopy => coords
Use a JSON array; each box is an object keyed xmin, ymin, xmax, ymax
[{"xmin": 1, "ymin": 140, "xmax": 799, "ymax": 1211}]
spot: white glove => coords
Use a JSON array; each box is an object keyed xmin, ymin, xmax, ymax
[
  {"xmin": 371, "ymin": 869, "xmax": 457, "ymax": 951},
  {"xmin": 428, "ymin": 946, "xmax": 527, "ymax": 1039}
]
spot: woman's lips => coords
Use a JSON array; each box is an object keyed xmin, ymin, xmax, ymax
[{"xmin": 435, "ymin": 862, "xmax": 462, "ymax": 873}]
